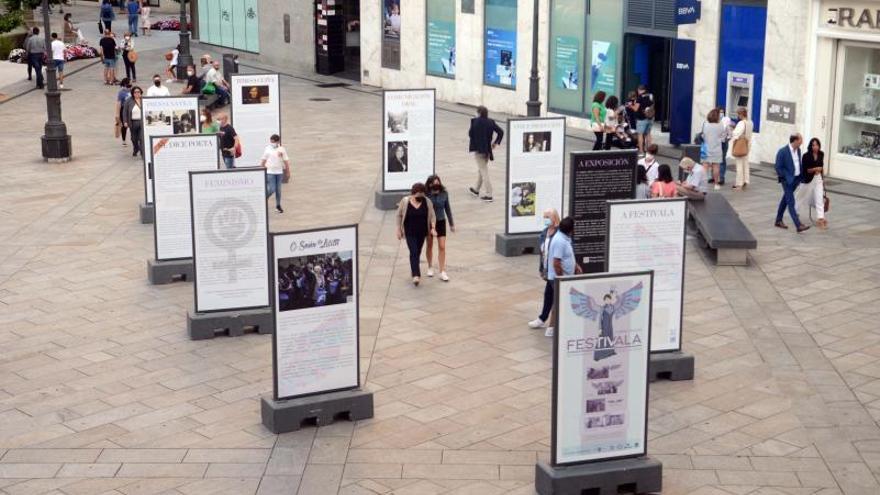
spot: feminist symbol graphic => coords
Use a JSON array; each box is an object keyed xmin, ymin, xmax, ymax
[{"xmin": 204, "ymin": 198, "xmax": 258, "ymax": 283}]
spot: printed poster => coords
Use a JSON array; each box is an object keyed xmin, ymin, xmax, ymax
[
  {"xmin": 485, "ymin": 28, "xmax": 516, "ymax": 87},
  {"xmin": 142, "ymin": 96, "xmax": 200, "ymax": 204},
  {"xmin": 382, "ymin": 0, "xmax": 401, "ymax": 69},
  {"xmin": 553, "ymin": 271, "xmax": 652, "ymax": 465},
  {"xmin": 591, "ymin": 40, "xmax": 617, "ymax": 94},
  {"xmin": 426, "ymin": 22, "xmax": 455, "ymax": 77},
  {"xmin": 506, "ymin": 118, "xmax": 566, "ymax": 235},
  {"xmin": 555, "ymin": 36, "xmax": 580, "ymax": 90},
  {"xmin": 231, "ymin": 74, "xmax": 281, "ymax": 168},
  {"xmin": 383, "ymin": 90, "xmax": 435, "ymax": 192}
]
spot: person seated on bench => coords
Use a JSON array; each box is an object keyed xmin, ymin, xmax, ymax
[
  {"xmin": 676, "ymin": 157, "xmax": 708, "ymax": 201},
  {"xmin": 182, "ymin": 65, "xmax": 202, "ymax": 95}
]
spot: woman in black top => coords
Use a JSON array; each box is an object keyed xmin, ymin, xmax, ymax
[
  {"xmin": 798, "ymin": 137, "xmax": 827, "ymax": 229},
  {"xmin": 425, "ymin": 174, "xmax": 454, "ymax": 282},
  {"xmin": 396, "ymin": 183, "xmax": 436, "ymax": 286}
]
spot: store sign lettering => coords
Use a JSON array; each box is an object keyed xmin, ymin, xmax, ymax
[{"xmin": 831, "ymin": 7, "xmax": 880, "ymax": 29}]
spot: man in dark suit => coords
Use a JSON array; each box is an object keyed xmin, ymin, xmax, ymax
[
  {"xmin": 468, "ymin": 106, "xmax": 504, "ymax": 202},
  {"xmin": 774, "ymin": 133, "xmax": 810, "ymax": 233}
]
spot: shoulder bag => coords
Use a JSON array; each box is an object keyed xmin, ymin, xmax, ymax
[
  {"xmin": 127, "ymin": 49, "xmax": 138, "ymax": 63},
  {"xmin": 731, "ymin": 123, "xmax": 750, "ymax": 157}
]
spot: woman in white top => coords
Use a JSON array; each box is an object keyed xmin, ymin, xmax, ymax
[
  {"xmin": 701, "ymin": 108, "xmax": 725, "ymax": 190},
  {"xmin": 141, "ymin": 6, "xmax": 152, "ymax": 36},
  {"xmin": 729, "ymin": 106, "xmax": 753, "ymax": 190},
  {"xmin": 121, "ymin": 85, "xmax": 144, "ymax": 157}
]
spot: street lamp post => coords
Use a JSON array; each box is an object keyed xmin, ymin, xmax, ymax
[
  {"xmin": 41, "ymin": 0, "xmax": 72, "ymax": 161},
  {"xmin": 525, "ymin": 0, "xmax": 541, "ymax": 116},
  {"xmin": 176, "ymin": 0, "xmax": 194, "ymax": 79}
]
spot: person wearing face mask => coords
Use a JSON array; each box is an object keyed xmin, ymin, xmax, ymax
[
  {"xmin": 528, "ymin": 209, "xmax": 564, "ymax": 337},
  {"xmin": 424, "ymin": 174, "xmax": 454, "ymax": 282},
  {"xmin": 396, "ymin": 182, "xmax": 437, "ymax": 286},
  {"xmin": 121, "ymin": 31, "xmax": 136, "ymax": 83},
  {"xmin": 182, "ymin": 65, "xmax": 202, "ymax": 95},
  {"xmin": 259, "ymin": 134, "xmax": 290, "ymax": 214},
  {"xmin": 637, "ymin": 143, "xmax": 659, "ymax": 186},
  {"xmin": 200, "ymin": 108, "xmax": 219, "ymax": 134},
  {"xmin": 122, "ymin": 86, "xmax": 144, "ymax": 157},
  {"xmin": 146, "ymin": 73, "xmax": 170, "ymax": 96},
  {"xmin": 115, "ymin": 78, "xmax": 131, "ymax": 146}
]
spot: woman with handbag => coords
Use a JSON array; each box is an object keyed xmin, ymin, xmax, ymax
[
  {"xmin": 590, "ymin": 91, "xmax": 607, "ymax": 151},
  {"xmin": 121, "ymin": 85, "xmax": 144, "ymax": 157},
  {"xmin": 729, "ymin": 106, "xmax": 753, "ymax": 190},
  {"xmin": 121, "ymin": 32, "xmax": 136, "ymax": 83},
  {"xmin": 797, "ymin": 138, "xmax": 828, "ymax": 229}
]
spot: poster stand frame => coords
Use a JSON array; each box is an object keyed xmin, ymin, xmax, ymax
[
  {"xmin": 229, "ymin": 73, "xmax": 282, "ymax": 168},
  {"xmin": 140, "ymin": 203, "xmax": 154, "ymax": 224},
  {"xmin": 140, "ymin": 95, "xmax": 201, "ymax": 205}
]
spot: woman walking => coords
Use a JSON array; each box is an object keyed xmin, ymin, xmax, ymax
[
  {"xmin": 396, "ymin": 183, "xmax": 436, "ymax": 287},
  {"xmin": 590, "ymin": 91, "xmax": 607, "ymax": 150},
  {"xmin": 100, "ymin": 0, "xmax": 115, "ymax": 33},
  {"xmin": 798, "ymin": 138, "xmax": 828, "ymax": 229},
  {"xmin": 651, "ymin": 164, "xmax": 678, "ymax": 198},
  {"xmin": 122, "ymin": 85, "xmax": 144, "ymax": 157},
  {"xmin": 425, "ymin": 174, "xmax": 454, "ymax": 282},
  {"xmin": 701, "ymin": 108, "xmax": 725, "ymax": 190},
  {"xmin": 115, "ymin": 78, "xmax": 131, "ymax": 147},
  {"xmin": 121, "ymin": 32, "xmax": 136, "ymax": 82},
  {"xmin": 729, "ymin": 106, "xmax": 753, "ymax": 190}
]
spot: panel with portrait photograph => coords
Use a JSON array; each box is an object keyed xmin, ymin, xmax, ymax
[
  {"xmin": 387, "ymin": 141, "xmax": 409, "ymax": 173},
  {"xmin": 277, "ymin": 251, "xmax": 354, "ymax": 311},
  {"xmin": 242, "ymin": 85, "xmax": 271, "ymax": 105},
  {"xmin": 523, "ymin": 131, "xmax": 552, "ymax": 152},
  {"xmin": 510, "ymin": 181, "xmax": 536, "ymax": 217},
  {"xmin": 387, "ymin": 111, "xmax": 408, "ymax": 134}
]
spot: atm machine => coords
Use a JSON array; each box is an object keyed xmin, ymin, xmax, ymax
[{"xmin": 726, "ymin": 71, "xmax": 754, "ymax": 115}]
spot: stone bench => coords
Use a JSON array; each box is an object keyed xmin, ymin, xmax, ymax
[{"xmin": 688, "ymin": 193, "xmax": 757, "ymax": 266}]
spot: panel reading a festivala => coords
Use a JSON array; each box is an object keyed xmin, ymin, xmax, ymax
[
  {"xmin": 142, "ymin": 96, "xmax": 200, "ymax": 204},
  {"xmin": 231, "ymin": 73, "xmax": 281, "ymax": 168},
  {"xmin": 506, "ymin": 117, "xmax": 565, "ymax": 235},
  {"xmin": 382, "ymin": 90, "xmax": 435, "ymax": 192},
  {"xmin": 190, "ymin": 168, "xmax": 269, "ymax": 313},
  {"xmin": 568, "ymin": 150, "xmax": 637, "ymax": 274},
  {"xmin": 151, "ymin": 135, "xmax": 220, "ymax": 261},
  {"xmin": 607, "ymin": 199, "xmax": 687, "ymax": 353},
  {"xmin": 484, "ymin": 0, "xmax": 517, "ymax": 88},
  {"xmin": 271, "ymin": 225, "xmax": 359, "ymax": 400},
  {"xmin": 426, "ymin": 0, "xmax": 455, "ymax": 78},
  {"xmin": 552, "ymin": 271, "xmax": 653, "ymax": 466}
]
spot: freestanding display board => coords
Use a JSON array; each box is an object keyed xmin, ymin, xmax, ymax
[
  {"xmin": 607, "ymin": 199, "xmax": 687, "ymax": 353},
  {"xmin": 505, "ymin": 117, "xmax": 566, "ymax": 235},
  {"xmin": 190, "ymin": 168, "xmax": 270, "ymax": 313},
  {"xmin": 142, "ymin": 96, "xmax": 201, "ymax": 204},
  {"xmin": 270, "ymin": 225, "xmax": 359, "ymax": 400},
  {"xmin": 151, "ymin": 135, "xmax": 220, "ymax": 262},
  {"xmin": 552, "ymin": 271, "xmax": 653, "ymax": 466},
  {"xmin": 568, "ymin": 150, "xmax": 637, "ymax": 273},
  {"xmin": 382, "ymin": 89, "xmax": 435, "ymax": 192},
  {"xmin": 230, "ymin": 74, "xmax": 281, "ymax": 168}
]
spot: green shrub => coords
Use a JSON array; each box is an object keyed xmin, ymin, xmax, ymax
[
  {"xmin": 0, "ymin": 10, "xmax": 23, "ymax": 34},
  {"xmin": 0, "ymin": 30, "xmax": 25, "ymax": 59}
]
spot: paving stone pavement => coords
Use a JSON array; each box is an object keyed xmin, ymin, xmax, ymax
[{"xmin": 1, "ymin": 37, "xmax": 880, "ymax": 495}]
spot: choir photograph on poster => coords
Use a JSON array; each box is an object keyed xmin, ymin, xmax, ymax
[
  {"xmin": 387, "ymin": 142, "xmax": 409, "ymax": 173},
  {"xmin": 277, "ymin": 252, "xmax": 354, "ymax": 311},
  {"xmin": 523, "ymin": 131, "xmax": 552, "ymax": 152},
  {"xmin": 242, "ymin": 85, "xmax": 271, "ymax": 105},
  {"xmin": 510, "ymin": 182, "xmax": 536, "ymax": 217},
  {"xmin": 386, "ymin": 111, "xmax": 408, "ymax": 133}
]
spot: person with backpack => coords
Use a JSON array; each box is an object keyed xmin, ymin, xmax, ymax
[
  {"xmin": 631, "ymin": 85, "xmax": 655, "ymax": 155},
  {"xmin": 99, "ymin": 0, "xmax": 116, "ymax": 33}
]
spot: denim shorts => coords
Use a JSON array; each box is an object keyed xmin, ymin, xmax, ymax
[
  {"xmin": 53, "ymin": 60, "xmax": 64, "ymax": 72},
  {"xmin": 636, "ymin": 119, "xmax": 653, "ymax": 135},
  {"xmin": 103, "ymin": 58, "xmax": 117, "ymax": 68}
]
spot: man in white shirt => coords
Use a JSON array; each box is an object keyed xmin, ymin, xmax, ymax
[
  {"xmin": 637, "ymin": 143, "xmax": 660, "ymax": 185},
  {"xmin": 204, "ymin": 61, "xmax": 229, "ymax": 106},
  {"xmin": 259, "ymin": 134, "xmax": 290, "ymax": 214},
  {"xmin": 146, "ymin": 74, "xmax": 170, "ymax": 96},
  {"xmin": 676, "ymin": 157, "xmax": 707, "ymax": 200},
  {"xmin": 50, "ymin": 32, "xmax": 65, "ymax": 89}
]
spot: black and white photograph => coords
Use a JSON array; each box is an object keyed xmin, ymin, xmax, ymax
[
  {"xmin": 145, "ymin": 110, "xmax": 171, "ymax": 127},
  {"xmin": 242, "ymin": 85, "xmax": 271, "ymax": 105},
  {"xmin": 172, "ymin": 110, "xmax": 197, "ymax": 134},
  {"xmin": 387, "ymin": 141, "xmax": 408, "ymax": 173},
  {"xmin": 277, "ymin": 252, "xmax": 354, "ymax": 311},
  {"xmin": 586, "ymin": 416, "xmax": 604, "ymax": 429},
  {"xmin": 586, "ymin": 399, "xmax": 605, "ymax": 413},
  {"xmin": 523, "ymin": 131, "xmax": 551, "ymax": 152},
  {"xmin": 510, "ymin": 182, "xmax": 536, "ymax": 217},
  {"xmin": 587, "ymin": 366, "xmax": 610, "ymax": 380},
  {"xmin": 605, "ymin": 414, "xmax": 624, "ymax": 426},
  {"xmin": 594, "ymin": 381, "xmax": 622, "ymax": 395},
  {"xmin": 387, "ymin": 111, "xmax": 408, "ymax": 133}
]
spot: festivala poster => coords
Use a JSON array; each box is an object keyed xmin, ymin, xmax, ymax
[
  {"xmin": 190, "ymin": 168, "xmax": 269, "ymax": 313},
  {"xmin": 382, "ymin": 89, "xmax": 436, "ymax": 192},
  {"xmin": 382, "ymin": 0, "xmax": 401, "ymax": 69},
  {"xmin": 591, "ymin": 40, "xmax": 617, "ymax": 94},
  {"xmin": 607, "ymin": 199, "xmax": 686, "ymax": 353},
  {"xmin": 142, "ymin": 96, "xmax": 200, "ymax": 204},
  {"xmin": 553, "ymin": 271, "xmax": 653, "ymax": 465},
  {"xmin": 506, "ymin": 118, "xmax": 566, "ymax": 235},
  {"xmin": 426, "ymin": 0, "xmax": 456, "ymax": 78},
  {"xmin": 230, "ymin": 73, "xmax": 281, "ymax": 168},
  {"xmin": 151, "ymin": 135, "xmax": 220, "ymax": 261},
  {"xmin": 484, "ymin": 0, "xmax": 517, "ymax": 88},
  {"xmin": 271, "ymin": 225, "xmax": 359, "ymax": 400},
  {"xmin": 568, "ymin": 150, "xmax": 637, "ymax": 274},
  {"xmin": 554, "ymin": 36, "xmax": 580, "ymax": 90}
]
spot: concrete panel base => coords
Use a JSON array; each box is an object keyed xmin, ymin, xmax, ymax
[
  {"xmin": 374, "ymin": 190, "xmax": 406, "ymax": 211},
  {"xmin": 147, "ymin": 259, "xmax": 194, "ymax": 285},
  {"xmin": 649, "ymin": 351, "xmax": 695, "ymax": 382},
  {"xmin": 535, "ymin": 457, "xmax": 662, "ymax": 495},
  {"xmin": 716, "ymin": 248, "xmax": 749, "ymax": 266},
  {"xmin": 495, "ymin": 232, "xmax": 539, "ymax": 257},
  {"xmin": 187, "ymin": 307, "xmax": 274, "ymax": 340},
  {"xmin": 261, "ymin": 389, "xmax": 374, "ymax": 434},
  {"xmin": 140, "ymin": 203, "xmax": 154, "ymax": 224}
]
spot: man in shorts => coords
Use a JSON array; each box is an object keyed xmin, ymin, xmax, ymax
[
  {"xmin": 632, "ymin": 85, "xmax": 654, "ymax": 155},
  {"xmin": 50, "ymin": 32, "xmax": 66, "ymax": 89},
  {"xmin": 99, "ymin": 30, "xmax": 118, "ymax": 85}
]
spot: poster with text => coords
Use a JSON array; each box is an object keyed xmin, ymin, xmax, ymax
[
  {"xmin": 151, "ymin": 135, "xmax": 220, "ymax": 261},
  {"xmin": 383, "ymin": 89, "xmax": 435, "ymax": 192},
  {"xmin": 382, "ymin": 0, "xmax": 401, "ymax": 69},
  {"xmin": 591, "ymin": 40, "xmax": 617, "ymax": 94},
  {"xmin": 506, "ymin": 118, "xmax": 565, "ymax": 235},
  {"xmin": 568, "ymin": 151, "xmax": 637, "ymax": 273},
  {"xmin": 271, "ymin": 225, "xmax": 359, "ymax": 400},
  {"xmin": 484, "ymin": 0, "xmax": 517, "ymax": 88},
  {"xmin": 231, "ymin": 74, "xmax": 281, "ymax": 168},
  {"xmin": 607, "ymin": 199, "xmax": 686, "ymax": 353},
  {"xmin": 555, "ymin": 36, "xmax": 580, "ymax": 90},
  {"xmin": 426, "ymin": 0, "xmax": 456, "ymax": 78},
  {"xmin": 142, "ymin": 96, "xmax": 200, "ymax": 204},
  {"xmin": 553, "ymin": 271, "xmax": 652, "ymax": 465},
  {"xmin": 190, "ymin": 168, "xmax": 269, "ymax": 313}
]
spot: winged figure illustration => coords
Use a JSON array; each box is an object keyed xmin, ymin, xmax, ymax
[{"xmin": 569, "ymin": 282, "xmax": 643, "ymax": 361}]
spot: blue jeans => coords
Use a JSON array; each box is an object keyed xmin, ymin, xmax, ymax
[
  {"xmin": 539, "ymin": 280, "xmax": 554, "ymax": 322},
  {"xmin": 215, "ymin": 85, "xmax": 230, "ymax": 106},
  {"xmin": 222, "ymin": 156, "xmax": 235, "ymax": 169},
  {"xmin": 776, "ymin": 181, "xmax": 802, "ymax": 228},
  {"xmin": 266, "ymin": 173, "xmax": 282, "ymax": 207},
  {"xmin": 720, "ymin": 141, "xmax": 728, "ymax": 183},
  {"xmin": 28, "ymin": 53, "xmax": 44, "ymax": 87},
  {"xmin": 128, "ymin": 14, "xmax": 139, "ymax": 35}
]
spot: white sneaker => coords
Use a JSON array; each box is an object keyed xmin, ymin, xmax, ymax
[
  {"xmin": 528, "ymin": 318, "xmax": 546, "ymax": 329},
  {"xmin": 440, "ymin": 271, "xmax": 449, "ymax": 282},
  {"xmin": 59, "ymin": 83, "xmax": 64, "ymax": 89},
  {"xmin": 166, "ymin": 78, "xmax": 174, "ymax": 83},
  {"xmin": 413, "ymin": 276, "xmax": 420, "ymax": 286},
  {"xmin": 713, "ymin": 184, "xmax": 721, "ymax": 191},
  {"xmin": 426, "ymin": 268, "xmax": 434, "ymax": 277},
  {"xmin": 544, "ymin": 327, "xmax": 555, "ymax": 337}
]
